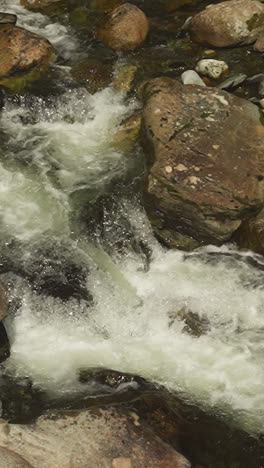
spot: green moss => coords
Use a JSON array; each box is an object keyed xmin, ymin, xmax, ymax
[
  {"xmin": 0, "ymin": 51, "xmax": 54, "ymax": 92},
  {"xmin": 246, "ymin": 12, "xmax": 264, "ymax": 32}
]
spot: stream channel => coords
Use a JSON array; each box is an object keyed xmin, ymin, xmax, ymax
[{"xmin": 0, "ymin": 0, "xmax": 264, "ymax": 466}]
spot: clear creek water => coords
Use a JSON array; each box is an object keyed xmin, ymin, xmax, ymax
[{"xmin": 0, "ymin": 0, "xmax": 264, "ymax": 447}]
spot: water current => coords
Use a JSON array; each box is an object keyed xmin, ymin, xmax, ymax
[{"xmin": 0, "ymin": 0, "xmax": 264, "ymax": 443}]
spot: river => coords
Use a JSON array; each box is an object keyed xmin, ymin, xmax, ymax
[{"xmin": 0, "ymin": 0, "xmax": 264, "ymax": 447}]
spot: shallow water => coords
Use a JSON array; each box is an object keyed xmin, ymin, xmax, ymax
[{"xmin": 0, "ymin": 0, "xmax": 264, "ymax": 461}]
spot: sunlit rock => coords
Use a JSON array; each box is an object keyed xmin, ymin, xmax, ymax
[
  {"xmin": 195, "ymin": 59, "xmax": 228, "ymax": 80},
  {"xmin": 141, "ymin": 77, "xmax": 264, "ymax": 249},
  {"xmin": 0, "ymin": 407, "xmax": 191, "ymax": 467},
  {"xmin": 190, "ymin": 0, "xmax": 264, "ymax": 47},
  {"xmin": 97, "ymin": 3, "xmax": 149, "ymax": 51},
  {"xmin": 0, "ymin": 25, "xmax": 55, "ymax": 91}
]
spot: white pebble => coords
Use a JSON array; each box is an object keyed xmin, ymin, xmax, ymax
[
  {"xmin": 195, "ymin": 59, "xmax": 228, "ymax": 80},
  {"xmin": 181, "ymin": 70, "xmax": 206, "ymax": 86}
]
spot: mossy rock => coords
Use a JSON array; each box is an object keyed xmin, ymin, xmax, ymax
[
  {"xmin": 113, "ymin": 64, "xmax": 138, "ymax": 93},
  {"xmin": 69, "ymin": 7, "xmax": 91, "ymax": 27},
  {"xmin": 112, "ymin": 113, "xmax": 142, "ymax": 151},
  {"xmin": 0, "ymin": 25, "xmax": 55, "ymax": 92}
]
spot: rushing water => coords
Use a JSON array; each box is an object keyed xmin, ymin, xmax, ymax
[{"xmin": 0, "ymin": 0, "xmax": 264, "ymax": 445}]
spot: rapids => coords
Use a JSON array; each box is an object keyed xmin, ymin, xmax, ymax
[{"xmin": 0, "ymin": 0, "xmax": 264, "ymax": 441}]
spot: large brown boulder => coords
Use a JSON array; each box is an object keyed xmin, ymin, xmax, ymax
[
  {"xmin": 0, "ymin": 408, "xmax": 191, "ymax": 468},
  {"xmin": 0, "ymin": 24, "xmax": 55, "ymax": 90},
  {"xmin": 97, "ymin": 3, "xmax": 149, "ymax": 51},
  {"xmin": 141, "ymin": 77, "xmax": 264, "ymax": 249},
  {"xmin": 190, "ymin": 0, "xmax": 264, "ymax": 47},
  {"xmin": 0, "ymin": 447, "xmax": 33, "ymax": 468}
]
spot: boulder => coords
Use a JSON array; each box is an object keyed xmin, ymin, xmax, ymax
[
  {"xmin": 0, "ymin": 25, "xmax": 55, "ymax": 90},
  {"xmin": 141, "ymin": 77, "xmax": 264, "ymax": 249},
  {"xmin": 190, "ymin": 0, "xmax": 264, "ymax": 47},
  {"xmin": 0, "ymin": 407, "xmax": 191, "ymax": 468},
  {"xmin": 97, "ymin": 3, "xmax": 149, "ymax": 51},
  {"xmin": 0, "ymin": 447, "xmax": 33, "ymax": 468}
]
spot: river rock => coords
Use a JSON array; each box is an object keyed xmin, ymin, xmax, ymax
[
  {"xmin": 190, "ymin": 0, "xmax": 264, "ymax": 47},
  {"xmin": 141, "ymin": 77, "xmax": 264, "ymax": 249},
  {"xmin": 233, "ymin": 208, "xmax": 264, "ymax": 254},
  {"xmin": 217, "ymin": 73, "xmax": 247, "ymax": 90},
  {"xmin": 0, "ymin": 407, "xmax": 191, "ymax": 468},
  {"xmin": 0, "ymin": 13, "xmax": 17, "ymax": 25},
  {"xmin": 113, "ymin": 113, "xmax": 142, "ymax": 151},
  {"xmin": 0, "ymin": 447, "xmax": 33, "ymax": 468},
  {"xmin": 253, "ymin": 29, "xmax": 264, "ymax": 52},
  {"xmin": 97, "ymin": 3, "xmax": 149, "ymax": 51},
  {"xmin": 0, "ymin": 25, "xmax": 55, "ymax": 90},
  {"xmin": 195, "ymin": 59, "xmax": 228, "ymax": 80},
  {"xmin": 181, "ymin": 70, "xmax": 206, "ymax": 86}
]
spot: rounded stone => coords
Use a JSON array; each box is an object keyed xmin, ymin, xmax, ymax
[{"xmin": 97, "ymin": 3, "xmax": 149, "ymax": 51}]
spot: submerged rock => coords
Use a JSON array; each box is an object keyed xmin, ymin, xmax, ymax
[
  {"xmin": 97, "ymin": 3, "xmax": 149, "ymax": 51},
  {"xmin": 217, "ymin": 73, "xmax": 247, "ymax": 91},
  {"xmin": 195, "ymin": 59, "xmax": 228, "ymax": 80},
  {"xmin": 141, "ymin": 77, "xmax": 264, "ymax": 249},
  {"xmin": 71, "ymin": 58, "xmax": 113, "ymax": 93},
  {"xmin": 190, "ymin": 0, "xmax": 264, "ymax": 47},
  {"xmin": 20, "ymin": 0, "xmax": 78, "ymax": 15},
  {"xmin": 0, "ymin": 407, "xmax": 191, "ymax": 467},
  {"xmin": 0, "ymin": 25, "xmax": 55, "ymax": 91}
]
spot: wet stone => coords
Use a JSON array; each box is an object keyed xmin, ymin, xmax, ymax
[
  {"xmin": 0, "ymin": 13, "xmax": 17, "ymax": 25},
  {"xmin": 195, "ymin": 59, "xmax": 228, "ymax": 80},
  {"xmin": 181, "ymin": 70, "xmax": 205, "ymax": 86}
]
